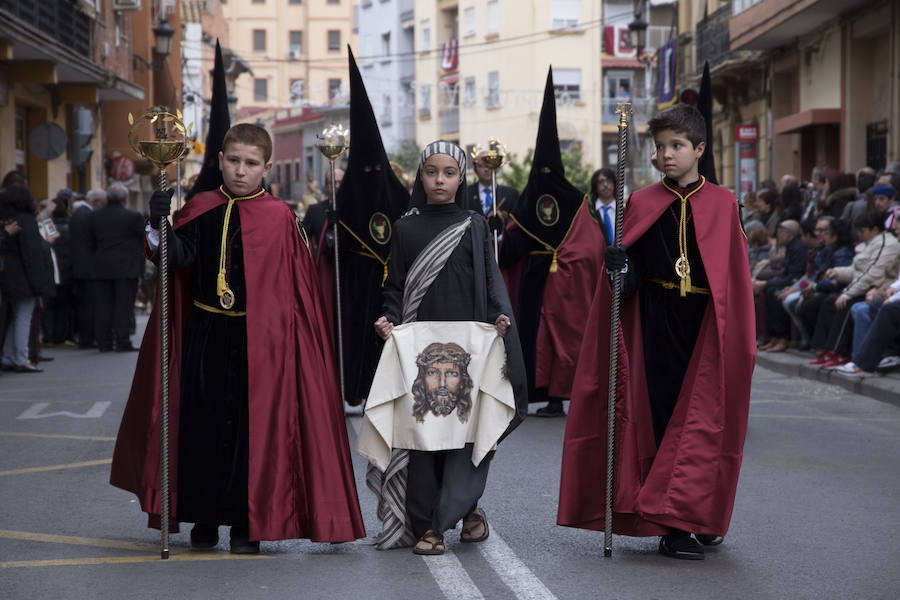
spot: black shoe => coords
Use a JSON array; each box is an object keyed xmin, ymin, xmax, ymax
[
  {"xmin": 230, "ymin": 527, "xmax": 260, "ymax": 554},
  {"xmin": 115, "ymin": 343, "xmax": 139, "ymax": 352},
  {"xmin": 695, "ymin": 534, "xmax": 724, "ymax": 546},
  {"xmin": 659, "ymin": 533, "xmax": 705, "ymax": 560},
  {"xmin": 37, "ymin": 355, "xmax": 54, "ymax": 362},
  {"xmin": 535, "ymin": 402, "xmax": 565, "ymax": 418},
  {"xmin": 190, "ymin": 523, "xmax": 219, "ymax": 549}
]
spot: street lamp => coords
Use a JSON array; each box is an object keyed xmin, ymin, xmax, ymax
[
  {"xmin": 153, "ymin": 20, "xmax": 175, "ymax": 58},
  {"xmin": 133, "ymin": 19, "xmax": 175, "ymax": 72},
  {"xmin": 628, "ymin": 11, "xmax": 648, "ymax": 56}
]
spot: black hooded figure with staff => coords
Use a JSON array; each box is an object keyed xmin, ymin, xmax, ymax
[
  {"xmin": 316, "ymin": 48, "xmax": 411, "ymax": 407},
  {"xmin": 499, "ymin": 67, "xmax": 605, "ymax": 418}
]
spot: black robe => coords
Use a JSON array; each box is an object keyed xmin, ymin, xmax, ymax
[
  {"xmin": 620, "ymin": 179, "xmax": 710, "ymax": 444},
  {"xmin": 164, "ymin": 204, "xmax": 250, "ymax": 526},
  {"xmin": 383, "ymin": 202, "xmax": 526, "ymax": 535}
]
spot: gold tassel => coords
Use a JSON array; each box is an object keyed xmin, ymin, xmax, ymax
[
  {"xmin": 550, "ymin": 252, "xmax": 558, "ymax": 273},
  {"xmin": 382, "ymin": 263, "xmax": 388, "ymax": 287}
]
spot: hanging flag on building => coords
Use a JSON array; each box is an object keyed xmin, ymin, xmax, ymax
[
  {"xmin": 441, "ymin": 39, "xmax": 458, "ymax": 71},
  {"xmin": 657, "ymin": 37, "xmax": 678, "ymax": 109},
  {"xmin": 603, "ymin": 26, "xmax": 636, "ymax": 58}
]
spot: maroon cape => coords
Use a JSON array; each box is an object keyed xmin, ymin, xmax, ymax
[
  {"xmin": 533, "ymin": 201, "xmax": 605, "ymax": 397},
  {"xmin": 557, "ymin": 180, "xmax": 755, "ymax": 537},
  {"xmin": 110, "ymin": 188, "xmax": 365, "ymax": 542}
]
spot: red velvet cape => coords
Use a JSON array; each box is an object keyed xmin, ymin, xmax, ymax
[
  {"xmin": 533, "ymin": 202, "xmax": 605, "ymax": 397},
  {"xmin": 557, "ymin": 180, "xmax": 755, "ymax": 537},
  {"xmin": 110, "ymin": 188, "xmax": 365, "ymax": 542}
]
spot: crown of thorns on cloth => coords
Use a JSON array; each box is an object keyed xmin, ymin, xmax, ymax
[{"xmin": 415, "ymin": 342, "xmax": 471, "ymax": 368}]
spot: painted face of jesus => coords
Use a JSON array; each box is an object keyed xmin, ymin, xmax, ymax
[{"xmin": 424, "ymin": 361, "xmax": 461, "ymax": 416}]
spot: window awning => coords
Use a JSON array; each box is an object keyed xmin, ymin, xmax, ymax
[{"xmin": 773, "ymin": 108, "xmax": 840, "ymax": 135}]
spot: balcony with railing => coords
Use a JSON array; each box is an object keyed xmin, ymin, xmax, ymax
[{"xmin": 1, "ymin": 0, "xmax": 92, "ymax": 58}]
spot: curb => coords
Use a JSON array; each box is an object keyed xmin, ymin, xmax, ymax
[{"xmin": 755, "ymin": 350, "xmax": 900, "ymax": 410}]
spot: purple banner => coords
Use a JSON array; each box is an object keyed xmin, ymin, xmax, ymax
[{"xmin": 657, "ymin": 38, "xmax": 678, "ymax": 109}]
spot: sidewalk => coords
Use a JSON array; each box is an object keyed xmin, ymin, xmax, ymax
[{"xmin": 755, "ymin": 349, "xmax": 900, "ymax": 409}]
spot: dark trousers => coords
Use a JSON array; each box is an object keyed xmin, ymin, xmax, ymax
[
  {"xmin": 43, "ymin": 283, "xmax": 74, "ymax": 343},
  {"xmin": 94, "ymin": 278, "xmax": 137, "ymax": 349},
  {"xmin": 797, "ymin": 292, "xmax": 827, "ymax": 341},
  {"xmin": 73, "ymin": 279, "xmax": 95, "ymax": 347},
  {"xmin": 406, "ymin": 446, "xmax": 492, "ymax": 538},
  {"xmin": 764, "ymin": 284, "xmax": 791, "ymax": 338},
  {"xmin": 810, "ymin": 292, "xmax": 863, "ymax": 355},
  {"xmin": 854, "ymin": 301, "xmax": 900, "ymax": 371}
]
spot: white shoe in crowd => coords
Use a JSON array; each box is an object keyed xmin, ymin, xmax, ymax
[
  {"xmin": 876, "ymin": 356, "xmax": 900, "ymax": 370},
  {"xmin": 834, "ymin": 362, "xmax": 874, "ymax": 377}
]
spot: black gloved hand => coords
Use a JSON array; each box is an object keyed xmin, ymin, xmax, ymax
[
  {"xmin": 325, "ymin": 206, "xmax": 340, "ymax": 227},
  {"xmin": 149, "ymin": 189, "xmax": 175, "ymax": 224},
  {"xmin": 605, "ymin": 244, "xmax": 629, "ymax": 273},
  {"xmin": 487, "ymin": 214, "xmax": 503, "ymax": 235}
]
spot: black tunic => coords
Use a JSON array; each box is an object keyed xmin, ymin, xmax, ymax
[
  {"xmin": 622, "ymin": 179, "xmax": 710, "ymax": 445},
  {"xmin": 165, "ymin": 204, "xmax": 250, "ymax": 527},
  {"xmin": 383, "ymin": 202, "xmax": 526, "ymax": 536}
]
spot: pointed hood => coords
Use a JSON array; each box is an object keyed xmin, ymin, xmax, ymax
[
  {"xmin": 335, "ymin": 47, "xmax": 410, "ymax": 260},
  {"xmin": 511, "ymin": 67, "xmax": 585, "ymax": 248},
  {"xmin": 187, "ymin": 39, "xmax": 231, "ymax": 200},
  {"xmin": 697, "ymin": 62, "xmax": 718, "ymax": 185}
]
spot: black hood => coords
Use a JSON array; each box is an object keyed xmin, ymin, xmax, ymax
[
  {"xmin": 187, "ymin": 40, "xmax": 230, "ymax": 200},
  {"xmin": 510, "ymin": 67, "xmax": 585, "ymax": 248},
  {"xmin": 336, "ymin": 47, "xmax": 410, "ymax": 259},
  {"xmin": 697, "ymin": 62, "xmax": 718, "ymax": 185}
]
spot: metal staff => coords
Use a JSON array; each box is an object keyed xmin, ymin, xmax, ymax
[
  {"xmin": 128, "ymin": 108, "xmax": 190, "ymax": 559},
  {"xmin": 605, "ymin": 102, "xmax": 631, "ymax": 558},
  {"xmin": 316, "ymin": 124, "xmax": 349, "ymax": 403},
  {"xmin": 472, "ymin": 140, "xmax": 507, "ymax": 260}
]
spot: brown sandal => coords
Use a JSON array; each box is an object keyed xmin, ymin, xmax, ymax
[
  {"xmin": 461, "ymin": 508, "xmax": 489, "ymax": 543},
  {"xmin": 413, "ymin": 530, "xmax": 445, "ymax": 555}
]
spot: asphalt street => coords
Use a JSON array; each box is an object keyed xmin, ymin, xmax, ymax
[{"xmin": 2, "ymin": 315, "xmax": 899, "ymax": 599}]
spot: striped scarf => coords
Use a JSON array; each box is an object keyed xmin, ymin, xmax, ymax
[{"xmin": 366, "ymin": 215, "xmax": 473, "ymax": 549}]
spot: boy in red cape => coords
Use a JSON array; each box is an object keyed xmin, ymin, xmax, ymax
[
  {"xmin": 557, "ymin": 104, "xmax": 755, "ymax": 560},
  {"xmin": 110, "ymin": 124, "xmax": 365, "ymax": 553}
]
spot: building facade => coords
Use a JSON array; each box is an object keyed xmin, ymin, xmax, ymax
[
  {"xmin": 0, "ymin": 0, "xmax": 144, "ymax": 200},
  {"xmin": 222, "ymin": 0, "xmax": 356, "ymax": 110},
  {"xmin": 357, "ymin": 0, "xmax": 416, "ymax": 153}
]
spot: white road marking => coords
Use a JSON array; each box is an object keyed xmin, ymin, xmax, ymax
[
  {"xmin": 478, "ymin": 530, "xmax": 558, "ymax": 600},
  {"xmin": 421, "ymin": 551, "xmax": 486, "ymax": 600},
  {"xmin": 17, "ymin": 402, "xmax": 111, "ymax": 420}
]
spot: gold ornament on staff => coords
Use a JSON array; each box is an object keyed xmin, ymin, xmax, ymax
[
  {"xmin": 315, "ymin": 123, "xmax": 350, "ymax": 404},
  {"xmin": 127, "ymin": 106, "xmax": 191, "ymax": 561},
  {"xmin": 470, "ymin": 138, "xmax": 508, "ymax": 260}
]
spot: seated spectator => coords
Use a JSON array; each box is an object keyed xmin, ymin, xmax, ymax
[
  {"xmin": 742, "ymin": 191, "xmax": 763, "ymax": 224},
  {"xmin": 746, "ymin": 221, "xmax": 771, "ymax": 273},
  {"xmin": 754, "ymin": 220, "xmax": 807, "ymax": 349},
  {"xmin": 758, "ymin": 189, "xmax": 781, "ymax": 237},
  {"xmin": 872, "ymin": 184, "xmax": 899, "ymax": 232},
  {"xmin": 836, "ymin": 218, "xmax": 900, "ymax": 376},
  {"xmin": 808, "ymin": 211, "xmax": 900, "ymax": 368},
  {"xmin": 816, "ymin": 171, "xmax": 857, "ymax": 219},
  {"xmin": 775, "ymin": 216, "xmax": 853, "ymax": 352},
  {"xmin": 841, "ymin": 168, "xmax": 876, "ymax": 228},
  {"xmin": 780, "ymin": 181, "xmax": 805, "ymax": 222}
]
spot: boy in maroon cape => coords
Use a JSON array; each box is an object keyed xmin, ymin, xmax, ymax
[
  {"xmin": 557, "ymin": 104, "xmax": 755, "ymax": 560},
  {"xmin": 110, "ymin": 124, "xmax": 365, "ymax": 553}
]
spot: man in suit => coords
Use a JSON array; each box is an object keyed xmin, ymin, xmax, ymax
[
  {"xmin": 467, "ymin": 151, "xmax": 518, "ymax": 222},
  {"xmin": 69, "ymin": 189, "xmax": 105, "ymax": 348},
  {"xmin": 88, "ymin": 183, "xmax": 144, "ymax": 351},
  {"xmin": 589, "ymin": 167, "xmax": 617, "ymax": 244}
]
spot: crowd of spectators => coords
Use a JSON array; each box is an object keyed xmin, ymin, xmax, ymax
[
  {"xmin": 0, "ymin": 172, "xmax": 145, "ymax": 374},
  {"xmin": 749, "ymin": 162, "xmax": 900, "ymax": 378}
]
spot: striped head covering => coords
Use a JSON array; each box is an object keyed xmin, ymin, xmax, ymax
[{"xmin": 420, "ymin": 139, "xmax": 467, "ymax": 184}]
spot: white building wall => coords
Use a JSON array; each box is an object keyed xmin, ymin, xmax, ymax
[{"xmin": 358, "ymin": 0, "xmax": 417, "ymax": 152}]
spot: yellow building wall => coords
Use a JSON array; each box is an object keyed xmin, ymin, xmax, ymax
[{"xmin": 799, "ymin": 25, "xmax": 841, "ymax": 111}]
